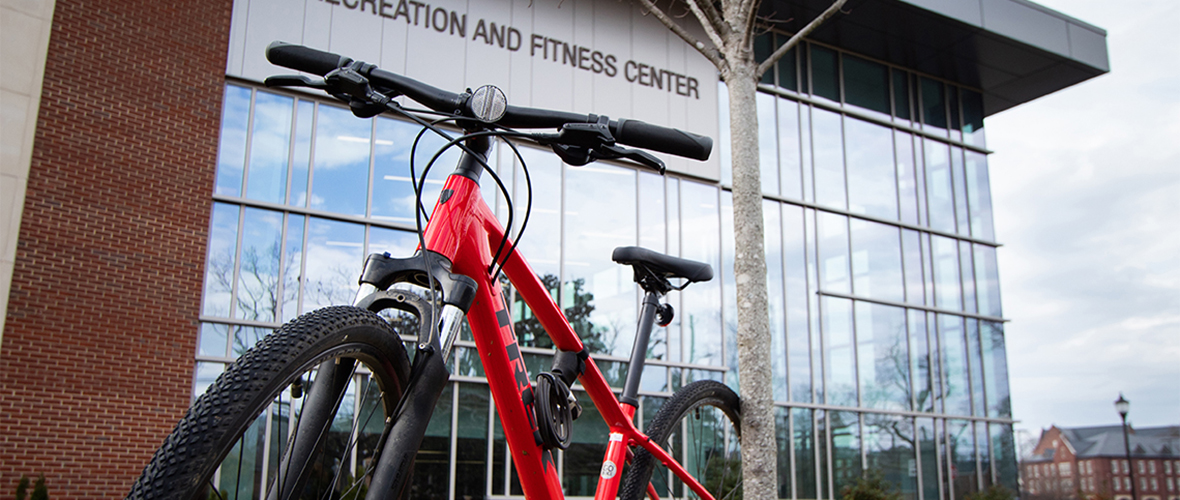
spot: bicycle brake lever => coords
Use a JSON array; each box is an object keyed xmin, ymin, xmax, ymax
[
  {"xmin": 264, "ymin": 74, "xmax": 328, "ymax": 90},
  {"xmin": 596, "ymin": 144, "xmax": 666, "ymax": 174}
]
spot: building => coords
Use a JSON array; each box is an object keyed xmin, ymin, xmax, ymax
[
  {"xmin": 1022, "ymin": 425, "xmax": 1180, "ymax": 500},
  {"xmin": 1, "ymin": 0, "xmax": 1108, "ymax": 498}
]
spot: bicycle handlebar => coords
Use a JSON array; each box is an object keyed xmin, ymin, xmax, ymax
[{"xmin": 266, "ymin": 41, "xmax": 713, "ymax": 162}]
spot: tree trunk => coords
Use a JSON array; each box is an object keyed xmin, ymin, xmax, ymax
[{"xmin": 725, "ymin": 64, "xmax": 778, "ymax": 499}]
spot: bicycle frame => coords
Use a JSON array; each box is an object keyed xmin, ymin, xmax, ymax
[{"xmin": 413, "ymin": 140, "xmax": 715, "ymax": 500}]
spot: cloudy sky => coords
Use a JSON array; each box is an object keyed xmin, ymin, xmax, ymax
[{"xmin": 984, "ymin": 0, "xmax": 1180, "ymax": 438}]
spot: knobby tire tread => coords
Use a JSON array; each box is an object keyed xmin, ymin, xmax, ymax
[
  {"xmin": 618, "ymin": 379, "xmax": 742, "ymax": 500},
  {"xmin": 127, "ymin": 306, "xmax": 410, "ymax": 500}
]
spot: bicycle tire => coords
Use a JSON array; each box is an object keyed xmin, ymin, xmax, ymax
[
  {"xmin": 128, "ymin": 306, "xmax": 412, "ymax": 500},
  {"xmin": 619, "ymin": 380, "xmax": 743, "ymax": 500}
]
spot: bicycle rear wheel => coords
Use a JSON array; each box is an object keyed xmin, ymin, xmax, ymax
[
  {"xmin": 619, "ymin": 380, "xmax": 743, "ymax": 500},
  {"xmin": 128, "ymin": 306, "xmax": 412, "ymax": 500}
]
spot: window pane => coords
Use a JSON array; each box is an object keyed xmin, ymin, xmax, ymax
[
  {"xmin": 563, "ymin": 390, "xmax": 609, "ymax": 496},
  {"xmin": 831, "ymin": 411, "xmax": 862, "ymax": 495},
  {"xmin": 812, "ymin": 108, "xmax": 846, "ymax": 209},
  {"xmin": 962, "ymin": 89, "xmax": 986, "ymax": 148},
  {"xmin": 455, "ymin": 384, "xmax": 489, "ymax": 500},
  {"xmin": 776, "ymin": 37, "xmax": 798, "ymax": 92},
  {"xmin": 823, "ymin": 297, "xmax": 856, "ymax": 406},
  {"xmin": 215, "ymin": 85, "xmax": 251, "ymax": 197},
  {"xmin": 778, "ymin": 98, "xmax": 803, "ymax": 199},
  {"xmin": 917, "ymin": 418, "xmax": 941, "ymax": 500},
  {"xmin": 966, "ymin": 319, "xmax": 986, "ymax": 416},
  {"xmin": 949, "ymin": 86, "xmax": 962, "ymax": 142},
  {"xmin": 865, "ymin": 414, "xmax": 919, "ymax": 500},
  {"xmin": 777, "ymin": 407, "xmax": 792, "ymax": 499},
  {"xmin": 896, "ymin": 132, "xmax": 920, "ymax": 225},
  {"xmin": 846, "ymin": 118, "xmax": 898, "ymax": 219},
  {"xmin": 289, "ymin": 100, "xmax": 314, "ymax": 207},
  {"xmin": 203, "ymin": 203, "xmax": 240, "ymax": 317},
  {"xmin": 759, "ymin": 92, "xmax": 780, "ymax": 195},
  {"xmin": 850, "ymin": 219, "xmax": 905, "ymax": 304},
  {"xmin": 236, "ymin": 208, "xmax": 283, "ymax": 322},
  {"xmin": 818, "ymin": 213, "xmax": 850, "ymax": 293},
  {"xmin": 909, "ymin": 310, "xmax": 934, "ymax": 412},
  {"xmin": 965, "ymin": 151, "xmax": 995, "ymax": 241},
  {"xmin": 932, "ymin": 235, "xmax": 962, "ymax": 310},
  {"xmin": 924, "ymin": 139, "xmax": 955, "ymax": 233},
  {"xmin": 245, "ymin": 91, "xmax": 293, "ymax": 204},
  {"xmin": 855, "ymin": 302, "xmax": 909, "ymax": 410},
  {"xmin": 992, "ymin": 424, "xmax": 1018, "ymax": 493},
  {"xmin": 947, "ymin": 420, "xmax": 979, "ymax": 498},
  {"xmin": 920, "ymin": 77, "xmax": 947, "ymax": 131},
  {"xmin": 810, "ymin": 45, "xmax": 840, "ymax": 102},
  {"xmin": 311, "ymin": 104, "xmax": 371, "ymax": 216},
  {"xmin": 198, "ymin": 323, "xmax": 229, "ymax": 358},
  {"xmin": 756, "ymin": 33, "xmax": 774, "ymax": 85},
  {"xmin": 940, "ymin": 315, "xmax": 970, "ymax": 415},
  {"xmin": 372, "ymin": 117, "xmax": 430, "ymax": 223},
  {"xmin": 719, "ymin": 81, "xmax": 732, "ymax": 186},
  {"xmin": 951, "ymin": 147, "xmax": 970, "ymax": 235},
  {"xmin": 766, "ymin": 201, "xmax": 787, "ymax": 401},
  {"xmin": 367, "ymin": 226, "xmax": 417, "ymax": 259},
  {"xmin": 302, "ymin": 217, "xmax": 364, "ymax": 310},
  {"xmin": 902, "ymin": 229, "xmax": 926, "ymax": 306},
  {"xmin": 281, "ymin": 214, "xmax": 305, "ymax": 321},
  {"xmin": 794, "ymin": 408, "xmax": 818, "ymax": 500},
  {"xmin": 412, "ymin": 384, "xmax": 451, "ymax": 498},
  {"xmin": 982, "ymin": 321, "xmax": 1011, "ymax": 417},
  {"xmin": 565, "ymin": 163, "xmax": 637, "ymax": 358},
  {"xmin": 680, "ymin": 181, "xmax": 723, "ymax": 366},
  {"xmin": 722, "ymin": 191, "xmax": 737, "ymax": 385},
  {"xmin": 784, "ymin": 205, "xmax": 812, "ymax": 403},
  {"xmin": 893, "ymin": 70, "xmax": 911, "ymax": 121},
  {"xmin": 843, "ymin": 54, "xmax": 890, "ymax": 116}
]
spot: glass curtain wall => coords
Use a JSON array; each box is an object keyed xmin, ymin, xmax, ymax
[{"xmin": 198, "ymin": 32, "xmax": 1015, "ymax": 499}]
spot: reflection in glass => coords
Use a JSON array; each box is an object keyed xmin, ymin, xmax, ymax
[
  {"xmin": 843, "ymin": 54, "xmax": 890, "ymax": 116},
  {"xmin": 776, "ymin": 37, "xmax": 799, "ymax": 92},
  {"xmin": 917, "ymin": 418, "xmax": 941, "ymax": 500},
  {"xmin": 951, "ymin": 148, "xmax": 970, "ymax": 235},
  {"xmin": 722, "ymin": 192, "xmax": 738, "ymax": 386},
  {"xmin": 281, "ymin": 214, "xmax": 305, "ymax": 322},
  {"xmin": 909, "ymin": 310, "xmax": 934, "ymax": 413},
  {"xmin": 411, "ymin": 383, "xmax": 452, "ymax": 498},
  {"xmin": 966, "ymin": 320, "xmax": 985, "ymax": 417},
  {"xmin": 198, "ymin": 323, "xmax": 229, "ymax": 358},
  {"xmin": 456, "ymin": 383, "xmax": 489, "ymax": 499},
  {"xmin": 777, "ymin": 407, "xmax": 792, "ymax": 498},
  {"xmin": 932, "ymin": 236, "xmax": 962, "ymax": 311},
  {"xmin": 564, "ymin": 390, "xmax": 609, "ymax": 496},
  {"xmin": 855, "ymin": 302, "xmax": 910, "ymax": 411},
  {"xmin": 794, "ymin": 408, "xmax": 818, "ymax": 500},
  {"xmin": 991, "ymin": 423, "xmax": 1018, "ymax": 492},
  {"xmin": 215, "ymin": 85, "xmax": 251, "ymax": 197},
  {"xmin": 920, "ymin": 77, "xmax": 947, "ymax": 132},
  {"xmin": 778, "ymin": 98, "xmax": 804, "ymax": 199},
  {"xmin": 812, "ymin": 107, "xmax": 846, "ymax": 209},
  {"xmin": 759, "ymin": 92, "xmax": 780, "ymax": 195},
  {"xmin": 203, "ymin": 203, "xmax": 240, "ymax": 318},
  {"xmin": 302, "ymin": 217, "xmax": 364, "ymax": 310},
  {"xmin": 245, "ymin": 91, "xmax": 293, "ymax": 204},
  {"xmin": 962, "ymin": 90, "xmax": 986, "ymax": 148},
  {"xmin": 946, "ymin": 420, "xmax": 979, "ymax": 499},
  {"xmin": 718, "ymin": 80, "xmax": 732, "ymax": 186},
  {"xmin": 565, "ymin": 163, "xmax": 637, "ymax": 358},
  {"xmin": 810, "ymin": 45, "xmax": 840, "ymax": 102},
  {"xmin": 981, "ymin": 321, "xmax": 1011, "ymax": 417},
  {"xmin": 311, "ymin": 104, "xmax": 371, "ymax": 216},
  {"xmin": 236, "ymin": 208, "xmax": 283, "ymax": 322},
  {"xmin": 851, "ymin": 219, "xmax": 905, "ymax": 303},
  {"xmin": 289, "ymin": 100, "xmax": 314, "ymax": 207},
  {"xmin": 832, "ymin": 411, "xmax": 862, "ymax": 496},
  {"xmin": 823, "ymin": 297, "xmax": 856, "ymax": 406},
  {"xmin": 959, "ymin": 241, "xmax": 977, "ymax": 314},
  {"xmin": 681, "ymin": 182, "xmax": 722, "ymax": 366},
  {"xmin": 924, "ymin": 139, "xmax": 955, "ymax": 234},
  {"xmin": 818, "ymin": 212, "xmax": 850, "ymax": 293},
  {"xmin": 864, "ymin": 414, "xmax": 919, "ymax": 500},
  {"xmin": 893, "ymin": 70, "xmax": 912, "ymax": 121},
  {"xmin": 939, "ymin": 315, "xmax": 970, "ymax": 416},
  {"xmin": 902, "ymin": 230, "xmax": 925, "ymax": 306},
  {"xmin": 896, "ymin": 132, "xmax": 919, "ymax": 225},
  {"xmin": 965, "ymin": 152, "xmax": 995, "ymax": 241},
  {"xmin": 977, "ymin": 420, "xmax": 992, "ymax": 488},
  {"xmin": 949, "ymin": 86, "xmax": 962, "ymax": 142},
  {"xmin": 783, "ymin": 205, "xmax": 812, "ymax": 403},
  {"xmin": 846, "ymin": 118, "xmax": 898, "ymax": 219}
]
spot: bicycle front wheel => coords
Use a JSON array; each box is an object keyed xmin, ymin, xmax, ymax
[
  {"xmin": 128, "ymin": 306, "xmax": 412, "ymax": 500},
  {"xmin": 619, "ymin": 380, "xmax": 743, "ymax": 500}
]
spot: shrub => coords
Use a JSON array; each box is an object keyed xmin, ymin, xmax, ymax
[{"xmin": 841, "ymin": 469, "xmax": 903, "ymax": 500}]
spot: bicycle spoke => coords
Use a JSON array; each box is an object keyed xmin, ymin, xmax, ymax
[
  {"xmin": 207, "ymin": 477, "xmax": 226, "ymax": 500},
  {"xmin": 323, "ymin": 374, "xmax": 381, "ymax": 500}
]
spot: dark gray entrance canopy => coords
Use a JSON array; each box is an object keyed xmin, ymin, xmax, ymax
[{"xmin": 764, "ymin": 0, "xmax": 1109, "ymax": 115}]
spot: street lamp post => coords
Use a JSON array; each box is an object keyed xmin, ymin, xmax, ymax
[{"xmin": 1115, "ymin": 393, "xmax": 1136, "ymax": 500}]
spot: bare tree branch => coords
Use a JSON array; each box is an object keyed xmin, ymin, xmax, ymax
[
  {"xmin": 634, "ymin": 0, "xmax": 726, "ymax": 68},
  {"xmin": 684, "ymin": 0, "xmax": 729, "ymax": 42},
  {"xmin": 755, "ymin": 0, "xmax": 847, "ymax": 78}
]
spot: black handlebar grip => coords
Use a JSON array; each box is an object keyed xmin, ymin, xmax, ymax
[
  {"xmin": 266, "ymin": 41, "xmax": 352, "ymax": 76},
  {"xmin": 613, "ymin": 119, "xmax": 713, "ymax": 161}
]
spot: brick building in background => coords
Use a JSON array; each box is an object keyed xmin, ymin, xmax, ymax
[{"xmin": 1022, "ymin": 425, "xmax": 1180, "ymax": 500}]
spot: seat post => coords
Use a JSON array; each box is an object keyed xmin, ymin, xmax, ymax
[{"xmin": 619, "ymin": 289, "xmax": 662, "ymax": 408}]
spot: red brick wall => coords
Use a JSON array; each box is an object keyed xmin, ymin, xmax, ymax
[{"xmin": 0, "ymin": 0, "xmax": 232, "ymax": 496}]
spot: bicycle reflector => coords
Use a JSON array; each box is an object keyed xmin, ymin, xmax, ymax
[{"xmin": 469, "ymin": 85, "xmax": 507, "ymax": 123}]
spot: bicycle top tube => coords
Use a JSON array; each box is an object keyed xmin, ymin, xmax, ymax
[{"xmin": 265, "ymin": 41, "xmax": 713, "ymax": 163}]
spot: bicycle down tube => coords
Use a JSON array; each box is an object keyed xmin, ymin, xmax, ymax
[{"xmin": 418, "ymin": 142, "xmax": 717, "ymax": 500}]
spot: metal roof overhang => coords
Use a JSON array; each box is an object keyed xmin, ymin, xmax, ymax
[{"xmin": 762, "ymin": 0, "xmax": 1109, "ymax": 116}]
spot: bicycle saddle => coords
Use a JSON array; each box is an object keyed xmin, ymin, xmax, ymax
[{"xmin": 611, "ymin": 246, "xmax": 714, "ymax": 283}]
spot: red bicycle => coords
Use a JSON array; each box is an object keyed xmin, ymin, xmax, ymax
[{"xmin": 129, "ymin": 42, "xmax": 741, "ymax": 500}]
